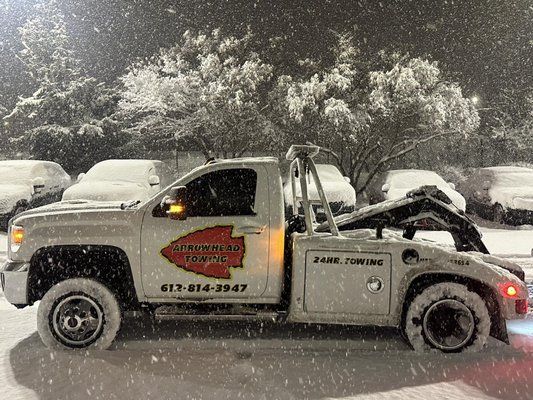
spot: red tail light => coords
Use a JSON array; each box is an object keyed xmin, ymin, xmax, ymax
[{"xmin": 515, "ymin": 299, "xmax": 528, "ymax": 315}]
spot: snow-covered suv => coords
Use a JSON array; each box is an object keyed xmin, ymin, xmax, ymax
[{"xmin": 0, "ymin": 160, "xmax": 71, "ymax": 231}]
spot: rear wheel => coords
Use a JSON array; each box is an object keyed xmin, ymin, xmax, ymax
[
  {"xmin": 404, "ymin": 282, "xmax": 490, "ymax": 352},
  {"xmin": 37, "ymin": 278, "xmax": 122, "ymax": 350}
]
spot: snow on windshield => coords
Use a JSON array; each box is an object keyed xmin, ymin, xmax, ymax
[
  {"xmin": 284, "ymin": 164, "xmax": 356, "ymax": 204},
  {"xmin": 388, "ymin": 170, "xmax": 447, "ymax": 189},
  {"xmin": 83, "ymin": 160, "xmax": 154, "ymax": 183},
  {"xmin": 494, "ymin": 172, "xmax": 533, "ymax": 188},
  {"xmin": 0, "ymin": 161, "xmax": 40, "ymax": 185}
]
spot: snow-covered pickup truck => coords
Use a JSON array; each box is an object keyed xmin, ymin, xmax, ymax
[{"xmin": 1, "ymin": 146, "xmax": 528, "ymax": 352}]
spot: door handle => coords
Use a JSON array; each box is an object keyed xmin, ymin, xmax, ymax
[{"xmin": 236, "ymin": 225, "xmax": 266, "ymax": 235}]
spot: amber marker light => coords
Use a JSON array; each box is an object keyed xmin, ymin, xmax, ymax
[
  {"xmin": 11, "ymin": 226, "xmax": 25, "ymax": 245},
  {"xmin": 169, "ymin": 204, "xmax": 185, "ymax": 214}
]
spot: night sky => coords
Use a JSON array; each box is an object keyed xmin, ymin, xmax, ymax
[{"xmin": 1, "ymin": 0, "xmax": 532, "ymax": 109}]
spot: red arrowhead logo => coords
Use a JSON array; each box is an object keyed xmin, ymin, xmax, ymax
[{"xmin": 160, "ymin": 226, "xmax": 245, "ymax": 279}]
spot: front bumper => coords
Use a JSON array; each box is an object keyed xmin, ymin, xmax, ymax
[
  {"xmin": 506, "ymin": 208, "xmax": 533, "ymax": 225},
  {"xmin": 1, "ymin": 260, "xmax": 30, "ymax": 306}
]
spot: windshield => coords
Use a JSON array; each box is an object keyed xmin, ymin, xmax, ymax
[
  {"xmin": 83, "ymin": 161, "xmax": 150, "ymax": 183},
  {"xmin": 0, "ymin": 163, "xmax": 36, "ymax": 184},
  {"xmin": 495, "ymin": 172, "xmax": 533, "ymax": 188},
  {"xmin": 389, "ymin": 171, "xmax": 447, "ymax": 189}
]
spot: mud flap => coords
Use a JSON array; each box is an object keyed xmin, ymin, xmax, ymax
[{"xmin": 490, "ymin": 312, "xmax": 509, "ymax": 344}]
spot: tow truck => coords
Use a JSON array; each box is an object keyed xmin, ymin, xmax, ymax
[{"xmin": 1, "ymin": 145, "xmax": 528, "ymax": 352}]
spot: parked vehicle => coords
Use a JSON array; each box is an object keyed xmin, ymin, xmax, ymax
[
  {"xmin": 1, "ymin": 146, "xmax": 527, "ymax": 352},
  {"xmin": 62, "ymin": 159, "xmax": 173, "ymax": 202},
  {"xmin": 460, "ymin": 166, "xmax": 533, "ymax": 225},
  {"xmin": 283, "ymin": 164, "xmax": 356, "ymax": 221},
  {"xmin": 368, "ymin": 169, "xmax": 466, "ymax": 211},
  {"xmin": 0, "ymin": 160, "xmax": 71, "ymax": 230}
]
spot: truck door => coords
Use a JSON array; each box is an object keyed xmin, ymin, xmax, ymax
[{"xmin": 140, "ymin": 166, "xmax": 271, "ymax": 300}]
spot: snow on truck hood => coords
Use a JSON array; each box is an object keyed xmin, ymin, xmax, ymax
[
  {"xmin": 13, "ymin": 199, "xmax": 125, "ymax": 219},
  {"xmin": 62, "ymin": 181, "xmax": 151, "ymax": 202},
  {"xmin": 0, "ymin": 184, "xmax": 32, "ymax": 213}
]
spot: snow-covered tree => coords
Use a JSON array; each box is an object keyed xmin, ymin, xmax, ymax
[
  {"xmin": 273, "ymin": 34, "xmax": 480, "ymax": 194},
  {"xmin": 3, "ymin": 0, "xmax": 120, "ymax": 172},
  {"xmin": 119, "ymin": 29, "xmax": 274, "ymax": 158},
  {"xmin": 483, "ymin": 88, "xmax": 533, "ymax": 163}
]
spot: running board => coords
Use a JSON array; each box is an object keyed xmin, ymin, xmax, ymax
[{"xmin": 154, "ymin": 306, "xmax": 281, "ymax": 322}]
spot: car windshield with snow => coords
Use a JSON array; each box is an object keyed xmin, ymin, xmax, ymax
[
  {"xmin": 62, "ymin": 159, "xmax": 173, "ymax": 202},
  {"xmin": 283, "ymin": 163, "xmax": 356, "ymax": 220}
]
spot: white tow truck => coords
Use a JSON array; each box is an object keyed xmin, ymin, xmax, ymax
[{"xmin": 1, "ymin": 146, "xmax": 528, "ymax": 352}]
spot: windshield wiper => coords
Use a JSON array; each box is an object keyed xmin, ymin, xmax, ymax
[{"xmin": 120, "ymin": 200, "xmax": 141, "ymax": 210}]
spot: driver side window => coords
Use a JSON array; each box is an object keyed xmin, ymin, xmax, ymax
[{"xmin": 185, "ymin": 168, "xmax": 257, "ymax": 217}]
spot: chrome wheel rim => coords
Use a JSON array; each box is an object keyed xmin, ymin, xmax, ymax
[
  {"xmin": 422, "ymin": 299, "xmax": 475, "ymax": 351},
  {"xmin": 52, "ymin": 295, "xmax": 104, "ymax": 346}
]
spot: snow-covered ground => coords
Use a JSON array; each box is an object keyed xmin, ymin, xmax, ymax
[{"xmin": 1, "ymin": 231, "xmax": 533, "ymax": 399}]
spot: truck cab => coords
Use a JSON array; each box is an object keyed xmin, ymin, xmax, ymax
[{"xmin": 1, "ymin": 146, "xmax": 528, "ymax": 352}]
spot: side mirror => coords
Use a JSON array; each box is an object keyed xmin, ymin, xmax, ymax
[
  {"xmin": 148, "ymin": 175, "xmax": 160, "ymax": 187},
  {"xmin": 448, "ymin": 182, "xmax": 456, "ymax": 190},
  {"xmin": 160, "ymin": 186, "xmax": 188, "ymax": 220},
  {"xmin": 381, "ymin": 183, "xmax": 390, "ymax": 193},
  {"xmin": 77, "ymin": 173, "xmax": 86, "ymax": 183},
  {"xmin": 32, "ymin": 177, "xmax": 45, "ymax": 193},
  {"xmin": 343, "ymin": 176, "xmax": 351, "ymax": 183}
]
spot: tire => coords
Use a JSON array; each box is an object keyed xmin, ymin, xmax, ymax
[
  {"xmin": 404, "ymin": 282, "xmax": 490, "ymax": 352},
  {"xmin": 37, "ymin": 278, "xmax": 122, "ymax": 350},
  {"xmin": 493, "ymin": 204, "xmax": 505, "ymax": 224}
]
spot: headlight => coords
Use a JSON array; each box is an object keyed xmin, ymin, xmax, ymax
[{"xmin": 10, "ymin": 225, "xmax": 25, "ymax": 252}]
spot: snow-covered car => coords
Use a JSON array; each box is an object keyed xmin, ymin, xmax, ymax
[
  {"xmin": 368, "ymin": 169, "xmax": 466, "ymax": 212},
  {"xmin": 460, "ymin": 166, "xmax": 533, "ymax": 225},
  {"xmin": 0, "ymin": 160, "xmax": 71, "ymax": 231},
  {"xmin": 283, "ymin": 164, "xmax": 356, "ymax": 220},
  {"xmin": 62, "ymin": 159, "xmax": 173, "ymax": 202}
]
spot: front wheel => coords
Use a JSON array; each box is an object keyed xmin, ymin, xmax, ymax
[
  {"xmin": 37, "ymin": 278, "xmax": 122, "ymax": 350},
  {"xmin": 404, "ymin": 282, "xmax": 490, "ymax": 352}
]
